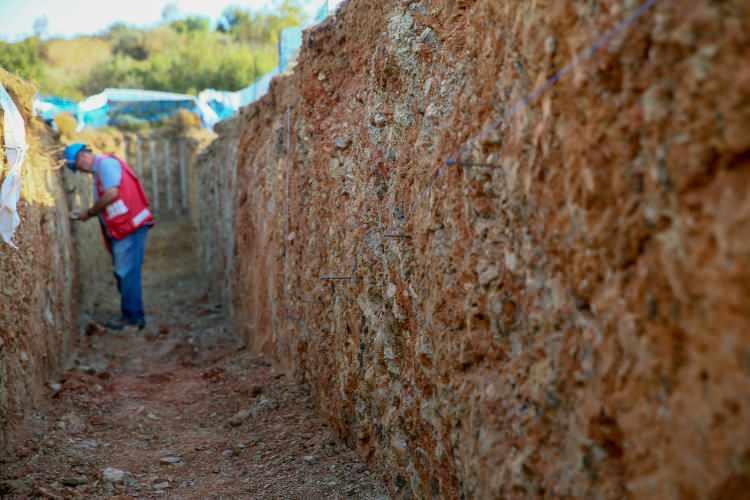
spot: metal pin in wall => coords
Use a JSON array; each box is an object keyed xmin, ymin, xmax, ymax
[
  {"xmin": 164, "ymin": 139, "xmax": 174, "ymax": 212},
  {"xmin": 135, "ymin": 137, "xmax": 143, "ymax": 178},
  {"xmin": 179, "ymin": 140, "xmax": 188, "ymax": 213},
  {"xmin": 150, "ymin": 140, "xmax": 159, "ymax": 212}
]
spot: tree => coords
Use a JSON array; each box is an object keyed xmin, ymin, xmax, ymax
[
  {"xmin": 110, "ymin": 26, "xmax": 149, "ymax": 61},
  {"xmin": 33, "ymin": 17, "xmax": 49, "ymax": 39},
  {"xmin": 218, "ymin": 7, "xmax": 250, "ymax": 33},
  {"xmin": 161, "ymin": 3, "xmax": 180, "ymax": 23},
  {"xmin": 170, "ymin": 16, "xmax": 210, "ymax": 34},
  {"xmin": 220, "ymin": 1, "xmax": 306, "ymax": 44},
  {"xmin": 0, "ymin": 37, "xmax": 44, "ymax": 83}
]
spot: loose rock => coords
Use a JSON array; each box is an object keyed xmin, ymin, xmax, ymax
[
  {"xmin": 60, "ymin": 476, "xmax": 87, "ymax": 487},
  {"xmin": 228, "ymin": 408, "xmax": 252, "ymax": 427},
  {"xmin": 102, "ymin": 468, "xmax": 127, "ymax": 483}
]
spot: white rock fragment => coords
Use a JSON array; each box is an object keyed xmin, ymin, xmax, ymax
[
  {"xmin": 478, "ymin": 265, "xmax": 500, "ymax": 286},
  {"xmin": 102, "ymin": 468, "xmax": 126, "ymax": 483},
  {"xmin": 545, "ymin": 36, "xmax": 557, "ymax": 55},
  {"xmin": 504, "ymin": 252, "xmax": 518, "ymax": 273},
  {"xmin": 153, "ymin": 481, "xmax": 170, "ymax": 490}
]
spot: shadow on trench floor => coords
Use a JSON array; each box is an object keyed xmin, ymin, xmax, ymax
[{"xmin": 0, "ymin": 219, "xmax": 389, "ymax": 499}]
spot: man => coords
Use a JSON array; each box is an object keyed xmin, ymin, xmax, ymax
[{"xmin": 64, "ymin": 143, "xmax": 154, "ymax": 330}]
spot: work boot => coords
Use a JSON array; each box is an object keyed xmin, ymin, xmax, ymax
[{"xmin": 104, "ymin": 317, "xmax": 146, "ymax": 331}]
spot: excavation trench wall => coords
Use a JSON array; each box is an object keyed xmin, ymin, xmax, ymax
[
  {"xmin": 202, "ymin": 1, "xmax": 750, "ymax": 497},
  {"xmin": 195, "ymin": 119, "xmax": 239, "ymax": 307},
  {"xmin": 0, "ymin": 70, "xmax": 77, "ymax": 453}
]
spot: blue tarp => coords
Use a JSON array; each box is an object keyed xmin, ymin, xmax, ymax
[
  {"xmin": 279, "ymin": 28, "xmax": 303, "ymax": 73},
  {"xmin": 73, "ymin": 88, "xmax": 219, "ymax": 130},
  {"xmin": 33, "ymin": 96, "xmax": 77, "ymax": 122},
  {"xmin": 314, "ymin": 2, "xmax": 329, "ymax": 23}
]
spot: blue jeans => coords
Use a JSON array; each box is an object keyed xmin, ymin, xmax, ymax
[{"xmin": 111, "ymin": 226, "xmax": 149, "ymax": 323}]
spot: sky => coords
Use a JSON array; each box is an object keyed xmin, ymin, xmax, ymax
[{"xmin": 0, "ymin": 0, "xmax": 336, "ymax": 42}]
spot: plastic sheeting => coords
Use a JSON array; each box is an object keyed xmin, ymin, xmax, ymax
[
  {"xmin": 0, "ymin": 83, "xmax": 28, "ymax": 247},
  {"xmin": 75, "ymin": 89, "xmax": 220, "ymax": 130},
  {"xmin": 33, "ymin": 89, "xmax": 220, "ymax": 131},
  {"xmin": 34, "ymin": 95, "xmax": 77, "ymax": 122},
  {"xmin": 279, "ymin": 28, "xmax": 303, "ymax": 72}
]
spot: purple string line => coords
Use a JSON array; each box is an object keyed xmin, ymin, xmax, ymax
[{"xmin": 447, "ymin": 0, "xmax": 663, "ymax": 167}]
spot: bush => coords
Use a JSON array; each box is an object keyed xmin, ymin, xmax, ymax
[
  {"xmin": 0, "ymin": 37, "xmax": 44, "ymax": 83},
  {"xmin": 170, "ymin": 16, "xmax": 210, "ymax": 34},
  {"xmin": 109, "ymin": 114, "xmax": 151, "ymax": 132},
  {"xmin": 170, "ymin": 109, "xmax": 201, "ymax": 131}
]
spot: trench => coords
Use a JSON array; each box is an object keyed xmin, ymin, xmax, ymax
[
  {"xmin": 3, "ymin": 1, "xmax": 750, "ymax": 499},
  {"xmin": 0, "ymin": 143, "xmax": 390, "ymax": 498}
]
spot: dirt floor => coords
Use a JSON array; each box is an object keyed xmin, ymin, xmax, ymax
[{"xmin": 0, "ymin": 219, "xmax": 389, "ymax": 499}]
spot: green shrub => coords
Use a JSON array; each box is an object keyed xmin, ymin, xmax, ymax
[
  {"xmin": 109, "ymin": 114, "xmax": 151, "ymax": 132},
  {"xmin": 0, "ymin": 37, "xmax": 44, "ymax": 82}
]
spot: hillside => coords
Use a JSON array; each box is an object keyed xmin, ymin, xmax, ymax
[{"xmin": 0, "ymin": 1, "xmax": 305, "ymax": 101}]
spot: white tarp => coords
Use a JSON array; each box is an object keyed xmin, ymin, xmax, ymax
[{"xmin": 0, "ymin": 83, "xmax": 28, "ymax": 247}]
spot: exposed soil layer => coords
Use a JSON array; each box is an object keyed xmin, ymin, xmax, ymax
[
  {"xmin": 0, "ymin": 220, "xmax": 388, "ymax": 499},
  {"xmin": 0, "ymin": 69, "xmax": 76, "ymax": 455},
  {"xmin": 204, "ymin": 0, "xmax": 750, "ymax": 498}
]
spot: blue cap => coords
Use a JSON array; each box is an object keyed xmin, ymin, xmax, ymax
[{"xmin": 64, "ymin": 143, "xmax": 87, "ymax": 171}]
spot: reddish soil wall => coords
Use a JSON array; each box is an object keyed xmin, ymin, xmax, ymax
[
  {"xmin": 0, "ymin": 71, "xmax": 77, "ymax": 454},
  {"xmin": 206, "ymin": 1, "xmax": 750, "ymax": 497}
]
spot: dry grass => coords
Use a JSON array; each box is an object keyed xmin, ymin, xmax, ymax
[
  {"xmin": 43, "ymin": 38, "xmax": 112, "ymax": 75},
  {"xmin": 54, "ymin": 112, "xmax": 77, "ymax": 138},
  {"xmin": 168, "ymin": 109, "xmax": 202, "ymax": 133},
  {"xmin": 1, "ymin": 68, "xmax": 60, "ymax": 206},
  {"xmin": 73, "ymin": 127, "xmax": 127, "ymax": 157}
]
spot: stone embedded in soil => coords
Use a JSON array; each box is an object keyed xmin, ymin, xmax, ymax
[
  {"xmin": 335, "ymin": 137, "xmax": 351, "ymax": 149},
  {"xmin": 75, "ymin": 439, "xmax": 98, "ymax": 450},
  {"xmin": 0, "ymin": 479, "xmax": 32, "ymax": 495},
  {"xmin": 102, "ymin": 468, "xmax": 127, "ymax": 483},
  {"xmin": 228, "ymin": 408, "xmax": 252, "ymax": 427},
  {"xmin": 153, "ymin": 481, "xmax": 170, "ymax": 490},
  {"xmin": 60, "ymin": 476, "xmax": 87, "ymax": 487},
  {"xmin": 159, "ymin": 456, "xmax": 182, "ymax": 464}
]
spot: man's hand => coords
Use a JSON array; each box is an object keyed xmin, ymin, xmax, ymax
[
  {"xmin": 70, "ymin": 188, "xmax": 119, "ymax": 222},
  {"xmin": 70, "ymin": 209, "xmax": 91, "ymax": 221}
]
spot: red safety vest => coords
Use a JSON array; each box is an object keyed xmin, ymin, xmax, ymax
[{"xmin": 94, "ymin": 154, "xmax": 154, "ymax": 241}]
